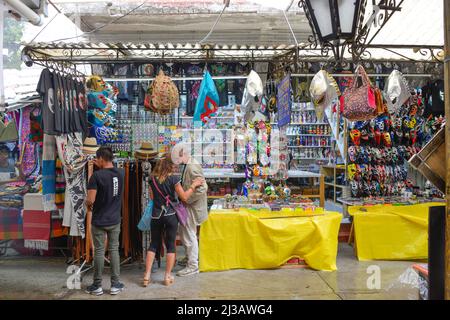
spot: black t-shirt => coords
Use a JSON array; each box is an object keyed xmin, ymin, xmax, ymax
[
  {"xmin": 53, "ymin": 73, "xmax": 64, "ymax": 133},
  {"xmin": 87, "ymin": 168, "xmax": 124, "ymax": 227},
  {"xmin": 150, "ymin": 174, "xmax": 181, "ymax": 218},
  {"xmin": 60, "ymin": 75, "xmax": 70, "ymax": 133},
  {"xmin": 54, "ymin": 74, "xmax": 67, "ymax": 134},
  {"xmin": 69, "ymin": 78, "xmax": 83, "ymax": 133},
  {"xmin": 76, "ymin": 81, "xmax": 88, "ymax": 135},
  {"xmin": 37, "ymin": 68, "xmax": 57, "ymax": 135},
  {"xmin": 422, "ymin": 80, "xmax": 444, "ymax": 118},
  {"xmin": 62, "ymin": 76, "xmax": 74, "ymax": 133}
]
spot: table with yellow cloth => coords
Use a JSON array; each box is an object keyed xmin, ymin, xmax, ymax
[
  {"xmin": 199, "ymin": 209, "xmax": 342, "ymax": 272},
  {"xmin": 348, "ymin": 202, "xmax": 445, "ymax": 261}
]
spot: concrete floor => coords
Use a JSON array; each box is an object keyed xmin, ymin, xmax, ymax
[{"xmin": 0, "ymin": 244, "xmax": 420, "ymax": 300}]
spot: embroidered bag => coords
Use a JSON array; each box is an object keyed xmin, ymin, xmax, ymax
[
  {"xmin": 149, "ymin": 70, "xmax": 180, "ymax": 114},
  {"xmin": 342, "ymin": 65, "xmax": 377, "ymax": 121}
]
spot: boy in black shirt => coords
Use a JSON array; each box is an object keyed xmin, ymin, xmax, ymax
[{"xmin": 85, "ymin": 147, "xmax": 124, "ymax": 295}]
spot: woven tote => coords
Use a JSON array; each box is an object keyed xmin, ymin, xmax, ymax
[
  {"xmin": 150, "ymin": 70, "xmax": 180, "ymax": 114},
  {"xmin": 342, "ymin": 65, "xmax": 377, "ymax": 121}
]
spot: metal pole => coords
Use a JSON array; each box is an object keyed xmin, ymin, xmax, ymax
[
  {"xmin": 291, "ymin": 73, "xmax": 433, "ymax": 78},
  {"xmin": 0, "ymin": 1, "xmax": 4, "ymax": 112},
  {"xmin": 444, "ymin": 0, "xmax": 450, "ymax": 301},
  {"xmin": 103, "ymin": 75, "xmax": 248, "ymax": 82}
]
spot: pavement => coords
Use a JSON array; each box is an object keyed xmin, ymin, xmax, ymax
[{"xmin": 0, "ymin": 244, "xmax": 421, "ymax": 300}]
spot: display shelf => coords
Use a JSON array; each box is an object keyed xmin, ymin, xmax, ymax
[
  {"xmin": 192, "ymin": 141, "xmax": 232, "ymax": 144},
  {"xmin": 321, "ymin": 165, "xmax": 347, "ymax": 205},
  {"xmin": 293, "ymin": 157, "xmax": 329, "ymax": 161},
  {"xmin": 289, "ymin": 123, "xmax": 329, "ymax": 125},
  {"xmin": 288, "ymin": 146, "xmax": 332, "ymax": 148},
  {"xmin": 286, "ymin": 134, "xmax": 332, "ymax": 137},
  {"xmin": 180, "ymin": 116, "xmax": 234, "ymax": 119},
  {"xmin": 202, "ymin": 169, "xmax": 323, "ymax": 179}
]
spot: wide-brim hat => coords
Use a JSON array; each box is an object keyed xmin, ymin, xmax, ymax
[
  {"xmin": 135, "ymin": 142, "xmax": 159, "ymax": 160},
  {"xmin": 310, "ymin": 70, "xmax": 340, "ymax": 108},
  {"xmin": 82, "ymin": 137, "xmax": 99, "ymax": 154}
]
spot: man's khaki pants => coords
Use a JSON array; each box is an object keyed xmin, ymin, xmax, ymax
[{"xmin": 179, "ymin": 212, "xmax": 198, "ymax": 269}]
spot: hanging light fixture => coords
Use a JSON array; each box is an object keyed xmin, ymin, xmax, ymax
[
  {"xmin": 299, "ymin": 0, "xmax": 403, "ymax": 66},
  {"xmin": 303, "ymin": 0, "xmax": 361, "ymax": 42}
]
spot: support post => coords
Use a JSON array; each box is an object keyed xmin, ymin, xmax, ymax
[{"xmin": 444, "ymin": 0, "xmax": 450, "ymax": 301}]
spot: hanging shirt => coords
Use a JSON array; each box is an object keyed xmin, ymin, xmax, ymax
[
  {"xmin": 76, "ymin": 80, "xmax": 88, "ymax": 135},
  {"xmin": 69, "ymin": 77, "xmax": 82, "ymax": 133},
  {"xmin": 51, "ymin": 72, "xmax": 63, "ymax": 134},
  {"xmin": 61, "ymin": 75, "xmax": 71, "ymax": 133},
  {"xmin": 36, "ymin": 69, "xmax": 57, "ymax": 135},
  {"xmin": 423, "ymin": 80, "xmax": 444, "ymax": 118}
]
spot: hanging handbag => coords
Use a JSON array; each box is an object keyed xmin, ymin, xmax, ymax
[
  {"xmin": 374, "ymin": 87, "xmax": 387, "ymax": 115},
  {"xmin": 342, "ymin": 65, "xmax": 377, "ymax": 121},
  {"xmin": 0, "ymin": 114, "xmax": 19, "ymax": 142},
  {"xmin": 152, "ymin": 176, "xmax": 188, "ymax": 226},
  {"xmin": 150, "ymin": 70, "xmax": 180, "ymax": 115},
  {"xmin": 137, "ymin": 199, "xmax": 154, "ymax": 231}
]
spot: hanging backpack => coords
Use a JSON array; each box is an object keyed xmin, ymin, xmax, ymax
[{"xmin": 149, "ymin": 70, "xmax": 180, "ymax": 114}]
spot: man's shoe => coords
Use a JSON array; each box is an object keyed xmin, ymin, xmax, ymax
[
  {"xmin": 176, "ymin": 266, "xmax": 199, "ymax": 277},
  {"xmin": 85, "ymin": 284, "xmax": 103, "ymax": 296},
  {"xmin": 177, "ymin": 256, "xmax": 188, "ymax": 267},
  {"xmin": 110, "ymin": 282, "xmax": 125, "ymax": 295}
]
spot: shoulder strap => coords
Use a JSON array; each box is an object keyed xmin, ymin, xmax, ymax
[{"xmin": 152, "ymin": 176, "xmax": 170, "ymax": 206}]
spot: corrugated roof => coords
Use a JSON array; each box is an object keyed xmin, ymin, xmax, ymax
[{"xmin": 23, "ymin": 41, "xmax": 298, "ymax": 63}]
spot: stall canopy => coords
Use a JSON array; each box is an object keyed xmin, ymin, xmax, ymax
[{"xmin": 20, "ymin": 0, "xmax": 444, "ymax": 66}]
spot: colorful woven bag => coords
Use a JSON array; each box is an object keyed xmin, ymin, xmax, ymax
[
  {"xmin": 149, "ymin": 70, "xmax": 180, "ymax": 114},
  {"xmin": 342, "ymin": 65, "xmax": 377, "ymax": 121}
]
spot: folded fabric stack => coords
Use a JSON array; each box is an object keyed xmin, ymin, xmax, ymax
[
  {"xmin": 0, "ymin": 207, "xmax": 22, "ymax": 240},
  {"xmin": 23, "ymin": 210, "xmax": 51, "ymax": 250}
]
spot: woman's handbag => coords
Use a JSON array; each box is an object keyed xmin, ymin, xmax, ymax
[
  {"xmin": 342, "ymin": 65, "xmax": 377, "ymax": 121},
  {"xmin": 152, "ymin": 176, "xmax": 188, "ymax": 226},
  {"xmin": 137, "ymin": 199, "xmax": 154, "ymax": 231},
  {"xmin": 374, "ymin": 87, "xmax": 387, "ymax": 115}
]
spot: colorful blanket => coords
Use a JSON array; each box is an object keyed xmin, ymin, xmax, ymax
[
  {"xmin": 42, "ymin": 134, "xmax": 57, "ymax": 212},
  {"xmin": 55, "ymin": 157, "xmax": 65, "ymax": 209},
  {"xmin": 23, "ymin": 210, "xmax": 51, "ymax": 250},
  {"xmin": 0, "ymin": 207, "xmax": 23, "ymax": 240}
]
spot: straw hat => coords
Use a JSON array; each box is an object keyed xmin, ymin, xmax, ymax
[
  {"xmin": 82, "ymin": 137, "xmax": 99, "ymax": 155},
  {"xmin": 309, "ymin": 70, "xmax": 340, "ymax": 121},
  {"xmin": 135, "ymin": 142, "xmax": 159, "ymax": 160}
]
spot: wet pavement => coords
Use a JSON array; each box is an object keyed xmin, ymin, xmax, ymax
[{"xmin": 0, "ymin": 244, "xmax": 420, "ymax": 300}]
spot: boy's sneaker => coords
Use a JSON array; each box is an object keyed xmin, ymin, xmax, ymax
[
  {"xmin": 110, "ymin": 282, "xmax": 125, "ymax": 295},
  {"xmin": 85, "ymin": 284, "xmax": 103, "ymax": 296}
]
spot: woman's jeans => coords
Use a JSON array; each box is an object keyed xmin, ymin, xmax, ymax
[{"xmin": 92, "ymin": 223, "xmax": 121, "ymax": 286}]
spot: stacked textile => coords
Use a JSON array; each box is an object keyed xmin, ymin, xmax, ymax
[{"xmin": 23, "ymin": 210, "xmax": 51, "ymax": 250}]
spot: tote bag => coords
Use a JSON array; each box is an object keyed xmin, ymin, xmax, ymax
[{"xmin": 137, "ymin": 199, "xmax": 154, "ymax": 231}]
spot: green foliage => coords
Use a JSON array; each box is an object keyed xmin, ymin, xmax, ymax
[{"xmin": 3, "ymin": 16, "xmax": 24, "ymax": 69}]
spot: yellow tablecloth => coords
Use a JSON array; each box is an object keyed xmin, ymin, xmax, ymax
[
  {"xmin": 199, "ymin": 209, "xmax": 342, "ymax": 272},
  {"xmin": 348, "ymin": 202, "xmax": 445, "ymax": 261}
]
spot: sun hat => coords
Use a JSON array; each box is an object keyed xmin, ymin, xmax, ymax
[
  {"xmin": 135, "ymin": 142, "xmax": 159, "ymax": 160},
  {"xmin": 309, "ymin": 70, "xmax": 340, "ymax": 121},
  {"xmin": 82, "ymin": 137, "xmax": 100, "ymax": 155}
]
